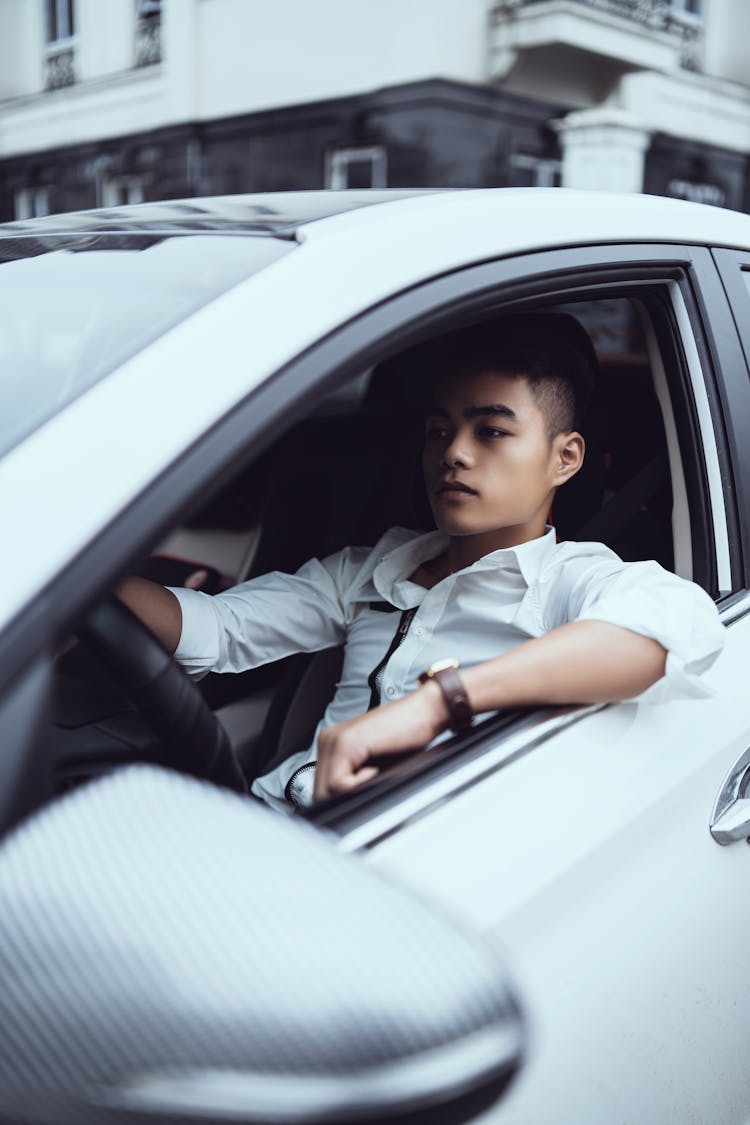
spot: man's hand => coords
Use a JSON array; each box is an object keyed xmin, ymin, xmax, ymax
[{"xmin": 314, "ymin": 683, "xmax": 449, "ymax": 801}]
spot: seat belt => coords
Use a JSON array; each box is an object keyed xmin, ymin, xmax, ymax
[
  {"xmin": 367, "ymin": 608, "xmax": 417, "ymax": 710},
  {"xmin": 574, "ymin": 451, "xmax": 669, "ymax": 545}
]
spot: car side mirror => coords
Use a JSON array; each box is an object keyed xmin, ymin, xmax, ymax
[{"xmin": 0, "ymin": 766, "xmax": 524, "ymax": 1124}]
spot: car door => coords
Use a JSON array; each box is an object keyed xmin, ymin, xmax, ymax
[{"xmin": 308, "ymin": 244, "xmax": 750, "ymax": 1125}]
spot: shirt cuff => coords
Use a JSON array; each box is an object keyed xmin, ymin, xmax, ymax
[
  {"xmin": 166, "ymin": 586, "xmax": 220, "ymax": 677},
  {"xmin": 629, "ymin": 648, "xmax": 717, "ymax": 705},
  {"xmin": 575, "ymin": 608, "xmax": 723, "ymax": 704}
]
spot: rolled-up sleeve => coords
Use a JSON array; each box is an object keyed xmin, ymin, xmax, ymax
[
  {"xmin": 167, "ymin": 546, "xmax": 371, "ymax": 679},
  {"xmin": 168, "ymin": 586, "xmax": 223, "ymax": 677},
  {"xmin": 544, "ymin": 552, "xmax": 725, "ymax": 702}
]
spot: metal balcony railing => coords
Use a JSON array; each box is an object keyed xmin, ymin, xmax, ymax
[
  {"xmin": 494, "ymin": 0, "xmax": 698, "ymax": 24},
  {"xmin": 43, "ymin": 44, "xmax": 75, "ymax": 90},
  {"xmin": 492, "ymin": 0, "xmax": 702, "ymax": 68},
  {"xmin": 135, "ymin": 12, "xmax": 162, "ymax": 67}
]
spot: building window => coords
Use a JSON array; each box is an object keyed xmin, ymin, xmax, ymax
[
  {"xmin": 509, "ymin": 154, "xmax": 562, "ymax": 188},
  {"xmin": 45, "ymin": 0, "xmax": 74, "ymax": 42},
  {"xmin": 44, "ymin": 0, "xmax": 76, "ymax": 89},
  {"xmin": 668, "ymin": 0, "xmax": 701, "ymax": 15},
  {"xmin": 135, "ymin": 0, "xmax": 162, "ymax": 67},
  {"xmin": 665, "ymin": 0, "xmax": 703, "ymax": 69},
  {"xmin": 666, "ymin": 178, "xmax": 725, "ymax": 207},
  {"xmin": 326, "ymin": 146, "xmax": 387, "ymax": 190},
  {"xmin": 14, "ymin": 187, "xmax": 52, "ymax": 221},
  {"xmin": 101, "ymin": 175, "xmax": 146, "ymax": 207}
]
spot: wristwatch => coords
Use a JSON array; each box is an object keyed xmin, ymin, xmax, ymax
[{"xmin": 418, "ymin": 658, "xmax": 474, "ymax": 732}]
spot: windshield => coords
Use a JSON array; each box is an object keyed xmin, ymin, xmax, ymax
[{"xmin": 0, "ymin": 232, "xmax": 292, "ymax": 458}]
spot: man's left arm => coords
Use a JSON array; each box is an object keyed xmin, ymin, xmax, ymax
[
  {"xmin": 313, "ymin": 620, "xmax": 665, "ymax": 799},
  {"xmin": 314, "ymin": 559, "xmax": 725, "ymax": 801}
]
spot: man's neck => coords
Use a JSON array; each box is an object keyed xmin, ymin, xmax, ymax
[{"xmin": 444, "ymin": 523, "xmax": 549, "ymax": 572}]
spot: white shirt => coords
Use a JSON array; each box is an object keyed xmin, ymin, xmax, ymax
[{"xmin": 170, "ymin": 526, "xmax": 725, "ymax": 814}]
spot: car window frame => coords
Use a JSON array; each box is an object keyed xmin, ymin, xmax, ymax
[
  {"xmin": 0, "ymin": 241, "xmax": 742, "ymax": 835},
  {"xmin": 41, "ymin": 245, "xmax": 739, "ymax": 615},
  {"xmin": 705, "ymin": 247, "xmax": 750, "ymax": 592}
]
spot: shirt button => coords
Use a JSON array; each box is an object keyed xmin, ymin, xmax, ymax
[
  {"xmin": 385, "ymin": 685, "xmax": 396, "ymax": 697},
  {"xmin": 415, "ymin": 625, "xmax": 424, "ymax": 636}
]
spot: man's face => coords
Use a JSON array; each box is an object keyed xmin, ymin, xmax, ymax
[{"xmin": 422, "ymin": 368, "xmax": 581, "ymax": 546}]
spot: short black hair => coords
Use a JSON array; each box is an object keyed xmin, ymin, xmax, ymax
[{"xmin": 420, "ymin": 313, "xmax": 598, "ymax": 437}]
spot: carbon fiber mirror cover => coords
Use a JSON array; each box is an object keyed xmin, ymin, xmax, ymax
[{"xmin": 0, "ymin": 767, "xmax": 523, "ymax": 1123}]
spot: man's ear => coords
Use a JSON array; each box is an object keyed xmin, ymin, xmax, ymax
[{"xmin": 552, "ymin": 431, "xmax": 585, "ymax": 486}]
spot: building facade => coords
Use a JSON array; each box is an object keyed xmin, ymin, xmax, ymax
[{"xmin": 0, "ymin": 0, "xmax": 749, "ymax": 220}]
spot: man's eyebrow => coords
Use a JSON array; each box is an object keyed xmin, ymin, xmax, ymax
[
  {"xmin": 424, "ymin": 403, "xmax": 518, "ymax": 420},
  {"xmin": 465, "ymin": 403, "xmax": 517, "ymax": 421}
]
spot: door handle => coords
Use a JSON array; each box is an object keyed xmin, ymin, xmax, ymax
[{"xmin": 710, "ymin": 745, "xmax": 750, "ymax": 845}]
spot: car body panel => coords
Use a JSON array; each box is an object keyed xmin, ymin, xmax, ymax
[{"xmin": 363, "ymin": 606, "xmax": 750, "ymax": 1122}]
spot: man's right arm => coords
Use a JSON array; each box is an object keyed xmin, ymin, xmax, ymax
[
  {"xmin": 117, "ymin": 543, "xmax": 370, "ymax": 677},
  {"xmin": 117, "ymin": 577, "xmax": 182, "ymax": 654}
]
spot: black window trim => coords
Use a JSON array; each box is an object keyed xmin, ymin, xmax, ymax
[{"xmin": 705, "ymin": 247, "xmax": 750, "ymax": 588}]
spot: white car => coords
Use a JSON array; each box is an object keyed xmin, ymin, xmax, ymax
[{"xmin": 1, "ymin": 188, "xmax": 750, "ymax": 1124}]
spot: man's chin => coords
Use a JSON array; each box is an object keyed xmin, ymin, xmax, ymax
[{"xmin": 432, "ymin": 515, "xmax": 494, "ymax": 537}]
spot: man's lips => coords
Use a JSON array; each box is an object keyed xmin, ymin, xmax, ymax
[{"xmin": 435, "ymin": 480, "xmax": 478, "ymax": 496}]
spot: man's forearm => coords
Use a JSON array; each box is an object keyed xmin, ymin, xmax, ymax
[
  {"xmin": 314, "ymin": 621, "xmax": 667, "ymax": 799},
  {"xmin": 117, "ymin": 577, "xmax": 183, "ymax": 653},
  {"xmin": 460, "ymin": 620, "xmax": 667, "ymax": 716}
]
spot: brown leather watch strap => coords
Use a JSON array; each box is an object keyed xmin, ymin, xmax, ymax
[{"xmin": 431, "ymin": 665, "xmax": 474, "ymax": 732}]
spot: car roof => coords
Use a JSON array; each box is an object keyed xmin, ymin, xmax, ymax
[
  {"xmin": 298, "ymin": 187, "xmax": 750, "ymax": 254},
  {"xmin": 3, "ymin": 188, "xmax": 750, "ymax": 253}
]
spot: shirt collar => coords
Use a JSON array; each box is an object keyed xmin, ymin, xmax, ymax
[
  {"xmin": 474, "ymin": 525, "xmax": 558, "ymax": 587},
  {"xmin": 372, "ymin": 526, "xmax": 557, "ymax": 605}
]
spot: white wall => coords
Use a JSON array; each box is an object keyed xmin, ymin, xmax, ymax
[
  {"xmin": 0, "ymin": 0, "xmax": 42, "ymax": 99},
  {"xmin": 702, "ymin": 0, "xmax": 750, "ymax": 86},
  {"xmin": 1, "ymin": 0, "xmax": 750, "ymax": 174},
  {"xmin": 0, "ymin": 0, "xmax": 490, "ymax": 158},
  {"xmin": 194, "ymin": 0, "xmax": 489, "ymax": 119},
  {"xmin": 77, "ymin": 0, "xmax": 136, "ymax": 81},
  {"xmin": 613, "ymin": 68, "xmax": 750, "ymax": 154},
  {"xmin": 0, "ymin": 0, "xmax": 171, "ymax": 157}
]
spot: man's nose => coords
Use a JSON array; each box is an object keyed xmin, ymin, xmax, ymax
[{"xmin": 441, "ymin": 432, "xmax": 474, "ymax": 469}]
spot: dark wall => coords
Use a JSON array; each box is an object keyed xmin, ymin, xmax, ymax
[
  {"xmin": 644, "ymin": 133, "xmax": 749, "ymax": 212},
  {"xmin": 4, "ymin": 77, "xmax": 747, "ymax": 222},
  {"xmin": 0, "ymin": 79, "xmax": 564, "ymax": 220},
  {"xmin": 0, "ymin": 123, "xmax": 199, "ymax": 219}
]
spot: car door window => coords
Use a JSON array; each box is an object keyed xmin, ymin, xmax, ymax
[{"xmin": 120, "ymin": 272, "xmax": 723, "ymax": 819}]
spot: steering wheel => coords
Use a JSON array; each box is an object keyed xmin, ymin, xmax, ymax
[{"xmin": 76, "ymin": 596, "xmax": 247, "ymax": 794}]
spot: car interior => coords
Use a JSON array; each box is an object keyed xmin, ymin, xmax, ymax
[{"xmin": 53, "ymin": 293, "xmax": 687, "ymax": 805}]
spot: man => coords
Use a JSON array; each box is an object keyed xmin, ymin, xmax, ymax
[{"xmin": 120, "ymin": 314, "xmax": 725, "ymax": 811}]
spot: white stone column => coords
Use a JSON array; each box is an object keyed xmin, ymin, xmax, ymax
[{"xmin": 553, "ymin": 107, "xmax": 652, "ymax": 194}]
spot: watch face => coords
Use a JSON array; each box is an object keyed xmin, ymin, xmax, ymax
[{"xmin": 430, "ymin": 658, "xmax": 460, "ymax": 675}]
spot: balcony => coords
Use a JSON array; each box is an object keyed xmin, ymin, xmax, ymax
[
  {"xmin": 489, "ymin": 0, "xmax": 703, "ymax": 80},
  {"xmin": 43, "ymin": 43, "xmax": 76, "ymax": 91},
  {"xmin": 134, "ymin": 10, "xmax": 162, "ymax": 67}
]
